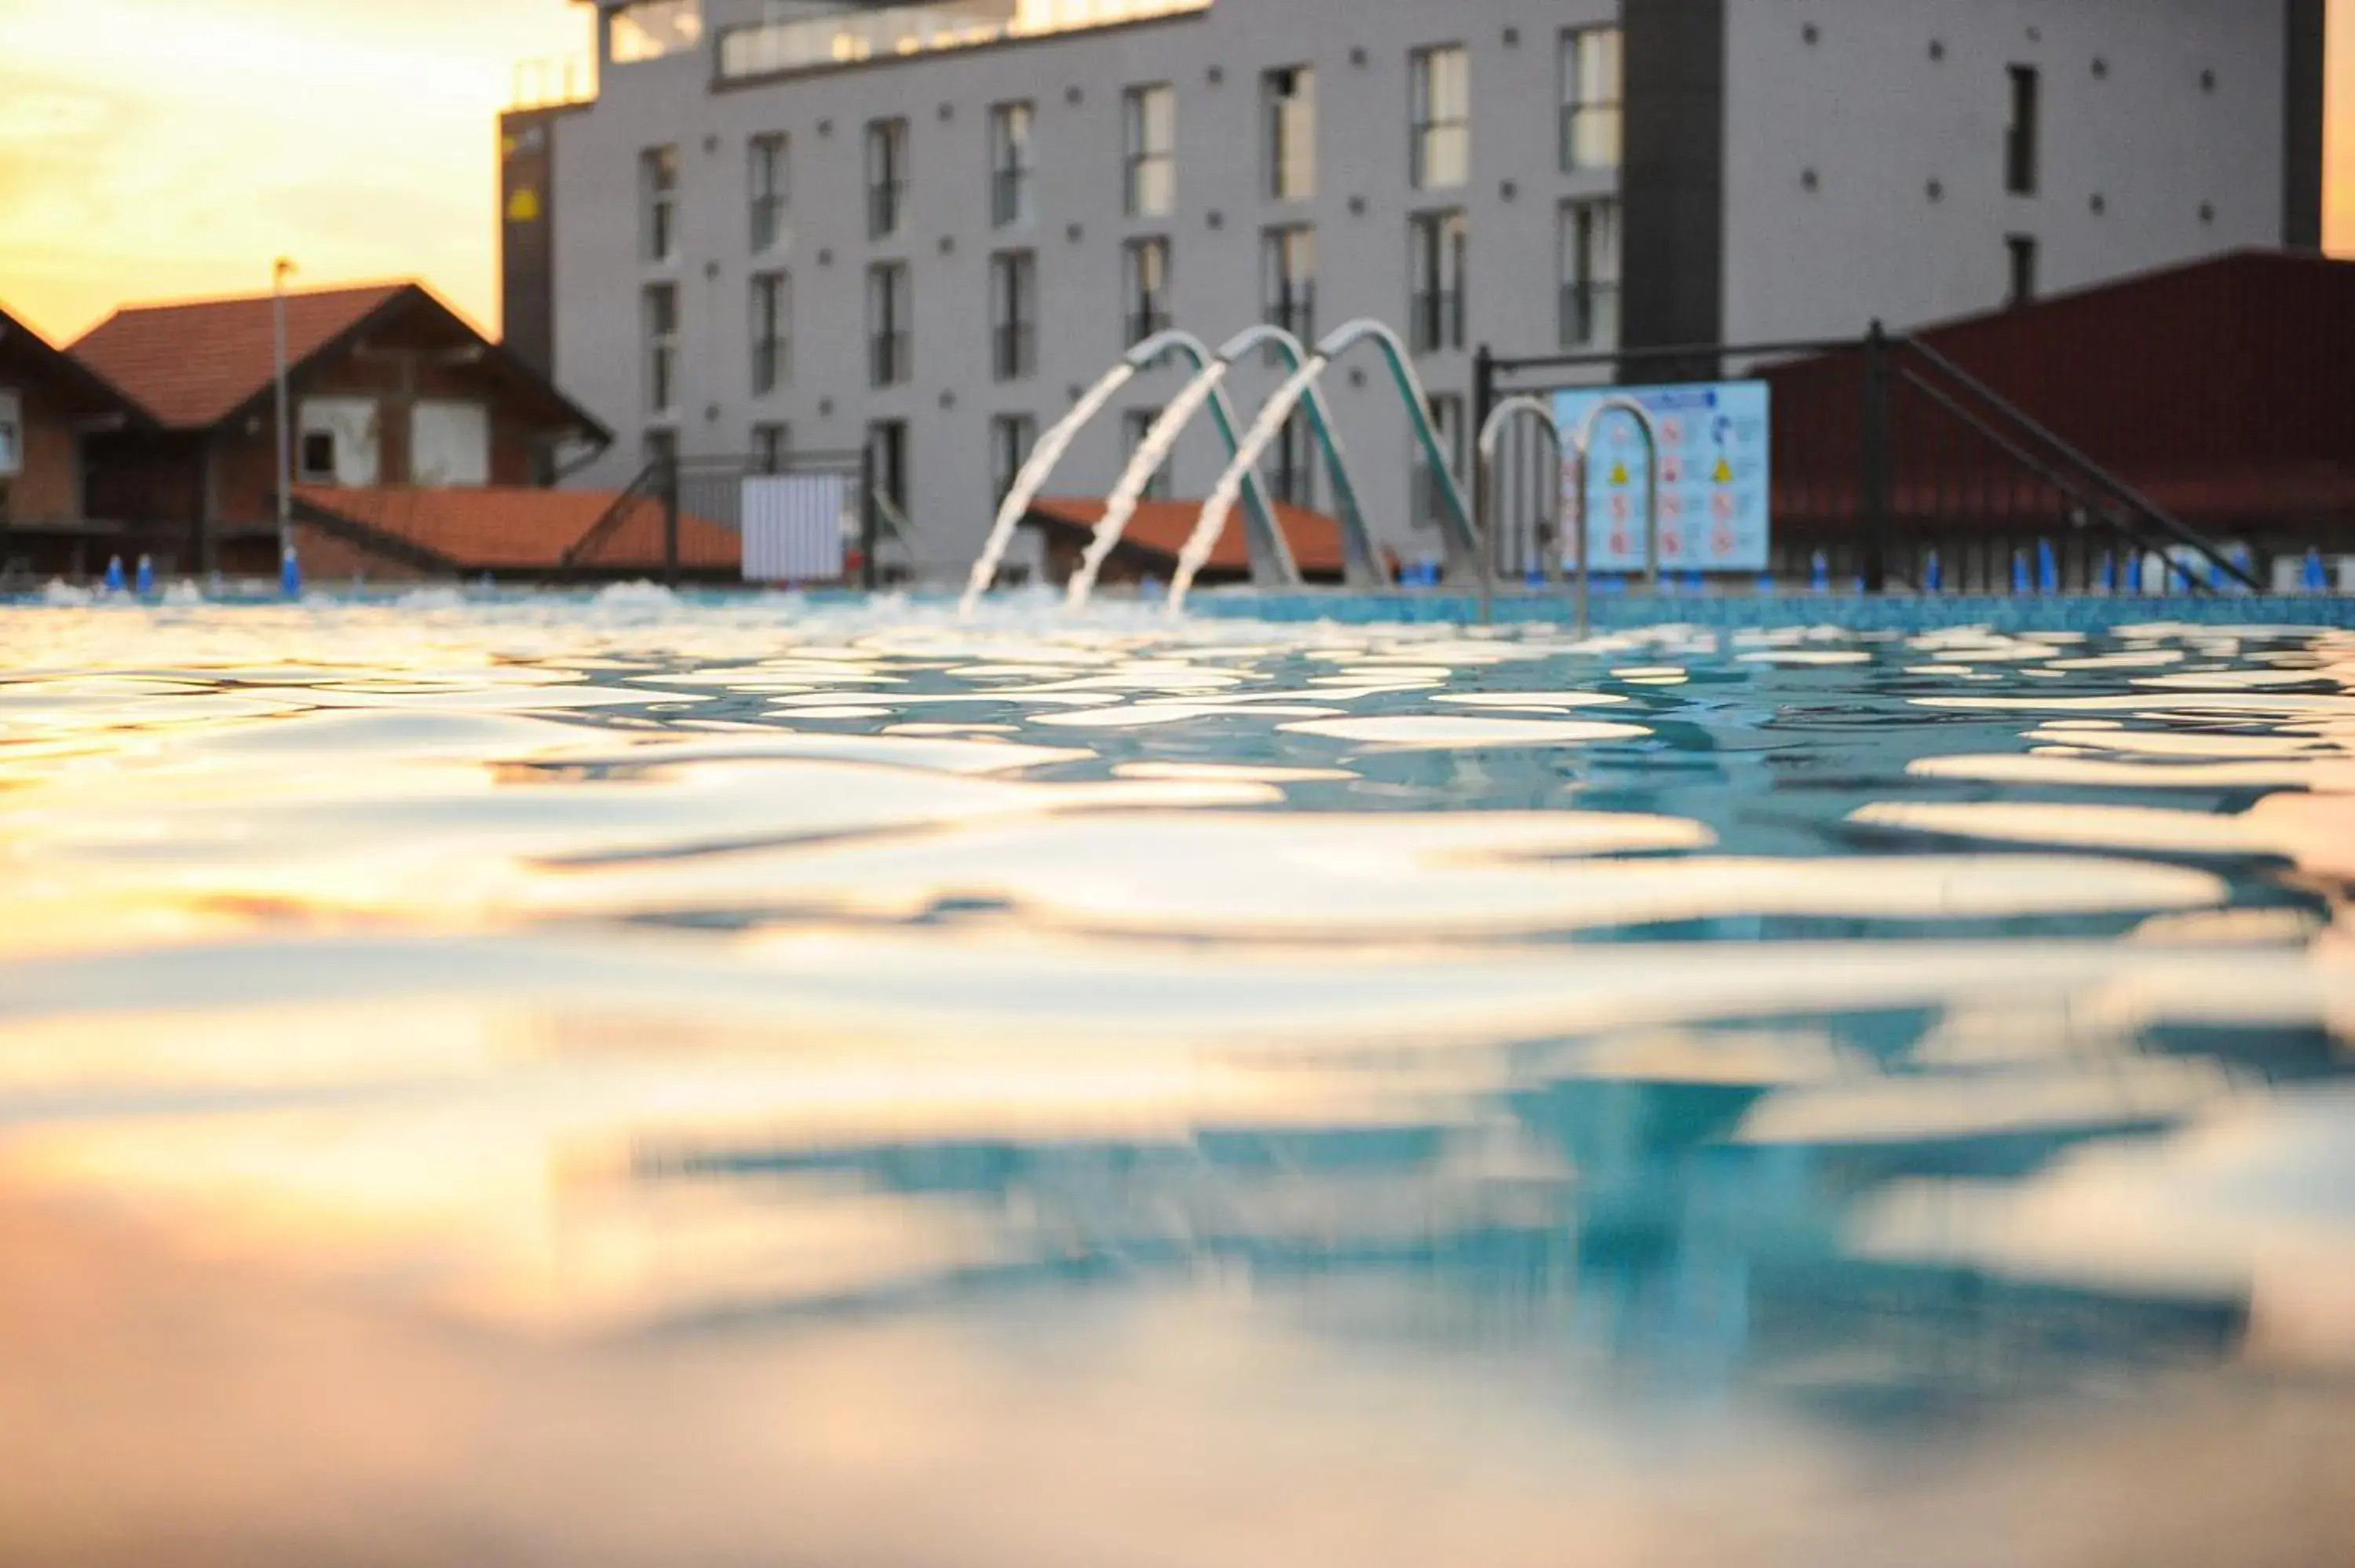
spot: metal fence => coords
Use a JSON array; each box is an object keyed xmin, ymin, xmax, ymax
[
  {"xmin": 558, "ymin": 450, "xmax": 899, "ymax": 588},
  {"xmin": 1473, "ymin": 326, "xmax": 2258, "ymax": 595}
]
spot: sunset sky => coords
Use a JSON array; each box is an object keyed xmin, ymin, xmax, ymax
[{"xmin": 0, "ymin": 0, "xmax": 2350, "ymax": 347}]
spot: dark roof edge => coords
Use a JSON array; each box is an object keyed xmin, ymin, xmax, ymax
[{"xmin": 0, "ymin": 302, "xmax": 155, "ymax": 428}]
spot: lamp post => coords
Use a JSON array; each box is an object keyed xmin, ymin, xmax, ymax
[{"xmin": 272, "ymin": 257, "xmax": 295, "ymax": 563}]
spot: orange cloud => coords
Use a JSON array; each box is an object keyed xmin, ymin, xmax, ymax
[{"xmin": 0, "ymin": 0, "xmax": 586, "ymax": 344}]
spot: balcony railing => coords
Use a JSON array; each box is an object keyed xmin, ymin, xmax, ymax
[
  {"xmin": 751, "ymin": 338, "xmax": 789, "ymax": 396},
  {"xmin": 1558, "ymin": 282, "xmax": 1619, "ymax": 352},
  {"xmin": 869, "ymin": 331, "xmax": 911, "ymax": 388},
  {"xmin": 992, "ymin": 323, "xmax": 1036, "ymax": 381},
  {"xmin": 991, "ymin": 167, "xmax": 1032, "ymax": 228},
  {"xmin": 1408, "ymin": 289, "xmax": 1463, "ymax": 355},
  {"xmin": 867, "ymin": 181, "xmax": 904, "ymax": 240},
  {"xmin": 718, "ymin": 0, "xmax": 1212, "ymax": 84}
]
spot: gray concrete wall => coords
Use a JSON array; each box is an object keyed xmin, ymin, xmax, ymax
[
  {"xmin": 549, "ymin": 0, "xmax": 2299, "ymax": 581},
  {"xmin": 1722, "ymin": 0, "xmax": 2291, "ymax": 342}
]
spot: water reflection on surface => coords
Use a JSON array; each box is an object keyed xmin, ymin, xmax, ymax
[{"xmin": 2, "ymin": 599, "xmax": 2352, "ymax": 1565}]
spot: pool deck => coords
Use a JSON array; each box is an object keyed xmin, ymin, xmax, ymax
[
  {"xmin": 1185, "ymin": 591, "xmax": 2355, "ymax": 631},
  {"xmin": 9, "ymin": 585, "xmax": 2355, "ymax": 632}
]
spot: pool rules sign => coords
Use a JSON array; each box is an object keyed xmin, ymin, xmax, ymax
[{"xmin": 1552, "ymin": 381, "xmax": 1773, "ymax": 573}]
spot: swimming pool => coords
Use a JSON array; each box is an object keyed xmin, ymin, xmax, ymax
[{"xmin": 3, "ymin": 590, "xmax": 2352, "ymax": 1566}]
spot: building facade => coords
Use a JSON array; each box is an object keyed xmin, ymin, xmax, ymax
[
  {"xmin": 512, "ymin": 0, "xmax": 2327, "ymax": 582},
  {"xmin": 0, "ymin": 303, "xmax": 144, "ymax": 581},
  {"xmin": 72, "ymin": 282, "xmax": 608, "ymax": 576}
]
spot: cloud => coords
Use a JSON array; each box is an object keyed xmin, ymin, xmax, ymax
[{"xmin": 0, "ymin": 0, "xmax": 586, "ymax": 341}]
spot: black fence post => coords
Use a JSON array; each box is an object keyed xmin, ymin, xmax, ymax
[
  {"xmin": 1860, "ymin": 320, "xmax": 1892, "ymax": 593},
  {"xmin": 1471, "ymin": 343, "xmax": 1495, "ymax": 607},
  {"xmin": 660, "ymin": 454, "xmax": 681, "ymax": 588},
  {"xmin": 859, "ymin": 440, "xmax": 880, "ymax": 593}
]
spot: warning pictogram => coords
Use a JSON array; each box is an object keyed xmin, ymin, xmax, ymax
[
  {"xmin": 1711, "ymin": 457, "xmax": 1735, "ymax": 484},
  {"xmin": 1608, "ymin": 463, "xmax": 1630, "ymax": 487}
]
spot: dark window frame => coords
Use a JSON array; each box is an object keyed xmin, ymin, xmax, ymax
[
  {"xmin": 2006, "ymin": 64, "xmax": 2040, "ymax": 195},
  {"xmin": 988, "ymin": 100, "xmax": 1035, "ymax": 228},
  {"xmin": 1123, "ymin": 235, "xmax": 1173, "ymax": 346},
  {"xmin": 1409, "ymin": 45, "xmax": 1469, "ymax": 190},
  {"xmin": 1559, "ymin": 26, "xmax": 1624, "ymax": 172},
  {"xmin": 750, "ymin": 269, "xmax": 790, "ymax": 395},
  {"xmin": 1123, "ymin": 84, "xmax": 1176, "ymax": 217},
  {"xmin": 865, "ymin": 117, "xmax": 909, "ymax": 239},
  {"xmin": 1407, "ymin": 208, "xmax": 1467, "ymax": 354},
  {"xmin": 989, "ymin": 249, "xmax": 1038, "ymax": 381},
  {"xmin": 866, "ymin": 261, "xmax": 911, "ymax": 386},
  {"xmin": 748, "ymin": 132, "xmax": 788, "ymax": 253},
  {"xmin": 1264, "ymin": 65, "xmax": 1315, "ymax": 201}
]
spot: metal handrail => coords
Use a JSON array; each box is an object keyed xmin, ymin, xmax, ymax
[
  {"xmin": 1315, "ymin": 319, "xmax": 1478, "ymax": 562},
  {"xmin": 1899, "ymin": 335, "xmax": 2259, "ymax": 591},
  {"xmin": 1568, "ymin": 395, "xmax": 1665, "ymax": 601},
  {"xmin": 1476, "ymin": 396, "xmax": 1565, "ymax": 629},
  {"xmin": 1893, "ymin": 368, "xmax": 2192, "ymax": 588},
  {"xmin": 1122, "ymin": 329, "xmax": 1295, "ymax": 585},
  {"xmin": 1216, "ymin": 324, "xmax": 1375, "ymax": 586},
  {"xmin": 558, "ymin": 459, "xmax": 666, "ymax": 575}
]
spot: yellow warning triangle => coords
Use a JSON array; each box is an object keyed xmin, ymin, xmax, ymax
[
  {"xmin": 1712, "ymin": 458, "xmax": 1734, "ymax": 483},
  {"xmin": 1609, "ymin": 463, "xmax": 1630, "ymax": 486}
]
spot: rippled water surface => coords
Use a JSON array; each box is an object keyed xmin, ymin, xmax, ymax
[{"xmin": 4, "ymin": 595, "xmax": 2353, "ymax": 1566}]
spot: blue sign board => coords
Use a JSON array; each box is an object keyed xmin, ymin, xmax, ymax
[{"xmin": 1551, "ymin": 381, "xmax": 1773, "ymax": 572}]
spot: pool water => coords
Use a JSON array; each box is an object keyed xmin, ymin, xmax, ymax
[{"xmin": 3, "ymin": 593, "xmax": 2353, "ymax": 1566}]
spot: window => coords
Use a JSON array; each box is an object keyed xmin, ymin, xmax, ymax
[
  {"xmin": 990, "ymin": 250, "xmax": 1037, "ymax": 381},
  {"xmin": 991, "ymin": 414, "xmax": 1035, "ymax": 505},
  {"xmin": 641, "ymin": 145, "xmax": 678, "ymax": 262},
  {"xmin": 1124, "ymin": 85, "xmax": 1175, "ymax": 217},
  {"xmin": 867, "ymin": 419, "xmax": 908, "ymax": 518},
  {"xmin": 866, "ymin": 118, "xmax": 908, "ymax": 239},
  {"xmin": 1410, "ymin": 46, "xmax": 1469, "ymax": 189},
  {"xmin": 1123, "ymin": 236, "xmax": 1172, "ymax": 345},
  {"xmin": 297, "ymin": 398, "xmax": 381, "ymax": 487},
  {"xmin": 989, "ymin": 102, "xmax": 1034, "ymax": 227},
  {"xmin": 0, "ymin": 389, "xmax": 19, "ymax": 477},
  {"xmin": 1262, "ymin": 224, "xmax": 1315, "ymax": 348},
  {"xmin": 1123, "ymin": 409, "xmax": 1173, "ymax": 501},
  {"xmin": 2006, "ymin": 65, "xmax": 2040, "ymax": 195},
  {"xmin": 750, "ymin": 271, "xmax": 790, "ymax": 394},
  {"xmin": 866, "ymin": 261, "xmax": 911, "ymax": 386},
  {"xmin": 2006, "ymin": 234, "xmax": 2038, "ymax": 307},
  {"xmin": 1561, "ymin": 27, "xmax": 1623, "ymax": 171},
  {"xmin": 751, "ymin": 421, "xmax": 790, "ymax": 473},
  {"xmin": 298, "ymin": 431, "xmax": 336, "ymax": 483},
  {"xmin": 1411, "ymin": 392, "xmax": 1464, "ymax": 533},
  {"xmin": 644, "ymin": 283, "xmax": 679, "ymax": 413},
  {"xmin": 609, "ymin": 0, "xmax": 702, "ymax": 64},
  {"xmin": 1407, "ymin": 210, "xmax": 1466, "ymax": 353},
  {"xmin": 749, "ymin": 133, "xmax": 787, "ymax": 253},
  {"xmin": 1265, "ymin": 67, "xmax": 1315, "ymax": 200},
  {"xmin": 1558, "ymin": 199, "xmax": 1621, "ymax": 349}
]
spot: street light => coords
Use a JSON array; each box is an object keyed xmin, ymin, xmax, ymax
[{"xmin": 272, "ymin": 257, "xmax": 296, "ymax": 564}]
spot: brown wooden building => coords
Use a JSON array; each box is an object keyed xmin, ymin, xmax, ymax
[
  {"xmin": 68, "ymin": 281, "xmax": 608, "ymax": 577},
  {"xmin": 0, "ymin": 304, "xmax": 148, "ymax": 582}
]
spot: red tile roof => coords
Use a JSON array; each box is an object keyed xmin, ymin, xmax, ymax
[
  {"xmin": 294, "ymin": 486, "xmax": 739, "ymax": 574},
  {"xmin": 1026, "ymin": 497, "xmax": 1352, "ymax": 577},
  {"xmin": 71, "ymin": 283, "xmax": 411, "ymax": 430}
]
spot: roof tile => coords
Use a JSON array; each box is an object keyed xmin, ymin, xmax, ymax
[
  {"xmin": 72, "ymin": 284, "xmax": 410, "ymax": 429},
  {"xmin": 295, "ymin": 486, "xmax": 739, "ymax": 574}
]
